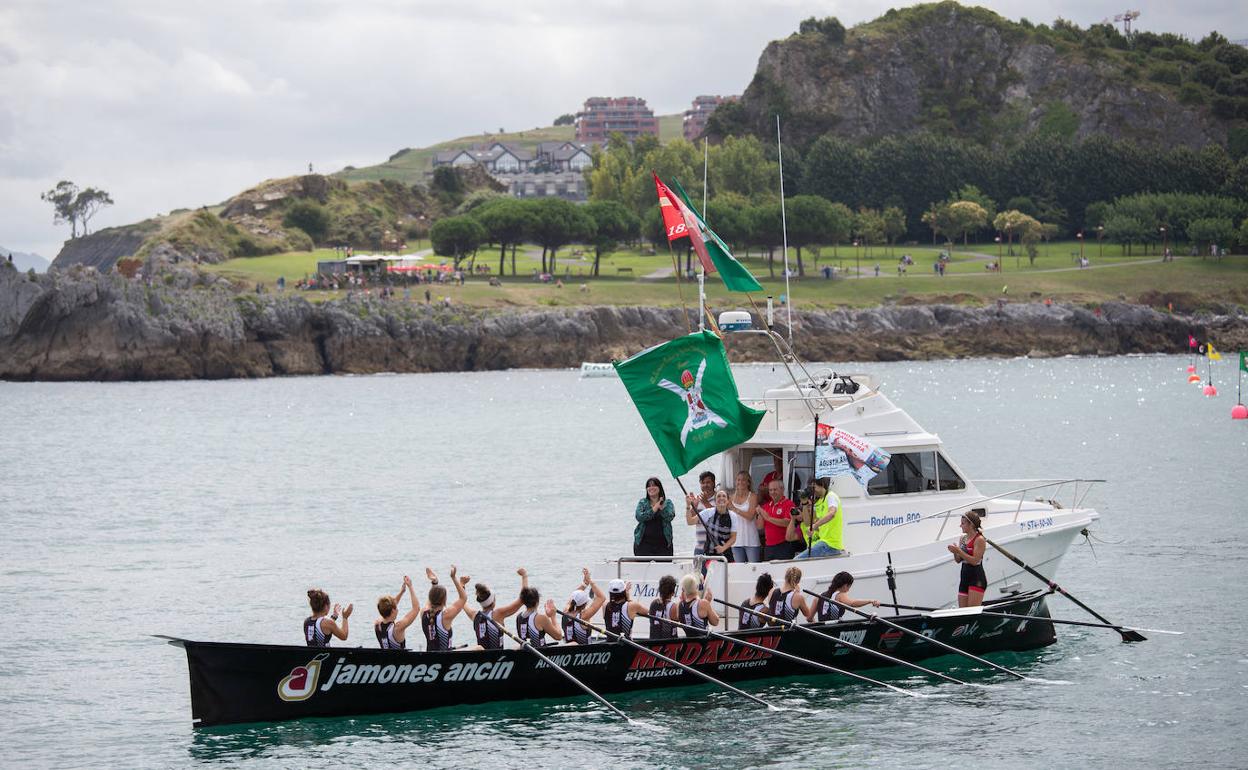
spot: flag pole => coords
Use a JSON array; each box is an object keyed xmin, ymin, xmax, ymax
[
  {"xmin": 776, "ymin": 115, "xmax": 793, "ymax": 345},
  {"xmin": 700, "ymin": 137, "xmax": 709, "ymax": 334}
]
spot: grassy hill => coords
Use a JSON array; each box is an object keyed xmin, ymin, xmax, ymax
[{"xmin": 336, "ymin": 113, "xmax": 687, "ymax": 186}]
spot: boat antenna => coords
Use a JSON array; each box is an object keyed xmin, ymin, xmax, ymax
[{"xmin": 776, "ymin": 114, "xmax": 792, "ymax": 345}]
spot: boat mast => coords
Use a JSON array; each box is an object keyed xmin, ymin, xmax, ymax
[{"xmin": 776, "ymin": 115, "xmax": 792, "ymax": 345}]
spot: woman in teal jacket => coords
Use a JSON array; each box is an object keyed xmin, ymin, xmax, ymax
[{"xmin": 634, "ymin": 477, "xmax": 675, "ymax": 556}]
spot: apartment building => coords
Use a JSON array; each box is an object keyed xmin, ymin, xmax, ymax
[
  {"xmin": 683, "ymin": 95, "xmax": 738, "ymax": 141},
  {"xmin": 575, "ymin": 97, "xmax": 659, "ymax": 144}
]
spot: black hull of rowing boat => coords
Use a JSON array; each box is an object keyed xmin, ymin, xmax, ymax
[{"xmin": 168, "ymin": 592, "xmax": 1055, "ymax": 727}]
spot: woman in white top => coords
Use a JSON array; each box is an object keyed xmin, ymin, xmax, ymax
[{"xmin": 728, "ymin": 470, "xmax": 761, "ymax": 563}]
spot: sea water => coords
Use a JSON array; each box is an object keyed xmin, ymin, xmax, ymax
[{"xmin": 0, "ymin": 355, "xmax": 1244, "ymax": 769}]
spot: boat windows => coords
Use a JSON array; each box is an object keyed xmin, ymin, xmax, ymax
[
  {"xmin": 936, "ymin": 453, "xmax": 966, "ymax": 491},
  {"xmin": 867, "ymin": 451, "xmax": 938, "ymax": 496},
  {"xmin": 789, "ymin": 450, "xmax": 814, "ymax": 499}
]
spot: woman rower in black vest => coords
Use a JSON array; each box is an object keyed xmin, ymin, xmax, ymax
[
  {"xmin": 672, "ymin": 574, "xmax": 719, "ymax": 635},
  {"xmin": 739, "ymin": 573, "xmax": 775, "ymax": 630},
  {"xmin": 768, "ymin": 566, "xmax": 814, "ymax": 623},
  {"xmin": 813, "ymin": 571, "xmax": 879, "ymax": 623},
  {"xmin": 304, "ymin": 588, "xmax": 352, "ymax": 647},
  {"xmin": 562, "ymin": 568, "xmax": 607, "ymax": 645},
  {"xmin": 949, "ymin": 511, "xmax": 988, "ymax": 607},
  {"xmin": 374, "ymin": 575, "xmax": 421, "ymax": 650},
  {"xmin": 421, "ymin": 566, "xmax": 469, "ymax": 651},
  {"xmin": 515, "ymin": 584, "xmax": 563, "ymax": 646},
  {"xmin": 647, "ymin": 575, "xmax": 679, "ymax": 639},
  {"xmin": 602, "ymin": 578, "xmax": 648, "ymax": 639},
  {"xmin": 463, "ymin": 567, "xmax": 529, "ymax": 650}
]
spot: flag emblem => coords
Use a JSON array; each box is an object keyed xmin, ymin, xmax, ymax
[{"xmin": 659, "ymin": 359, "xmax": 728, "ymax": 446}]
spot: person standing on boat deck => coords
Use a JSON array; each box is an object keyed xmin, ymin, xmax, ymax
[
  {"xmin": 421, "ymin": 566, "xmax": 468, "ymax": 651},
  {"xmin": 634, "ymin": 477, "xmax": 675, "ymax": 557},
  {"xmin": 648, "ymin": 575, "xmax": 679, "ymax": 639},
  {"xmin": 375, "ymin": 575, "xmax": 420, "ymax": 650},
  {"xmin": 796, "ymin": 478, "xmax": 845, "ymax": 559},
  {"xmin": 729, "ymin": 471, "xmax": 762, "ymax": 563},
  {"xmin": 760, "ymin": 479, "xmax": 799, "ymax": 561},
  {"xmin": 602, "ymin": 579, "xmax": 646, "ymax": 640},
  {"xmin": 949, "ymin": 511, "xmax": 988, "ymax": 607},
  {"xmin": 739, "ymin": 573, "xmax": 775, "ymax": 630},
  {"xmin": 814, "ymin": 571, "xmax": 879, "ymax": 623},
  {"xmin": 697, "ymin": 490, "xmax": 738, "ymax": 562},
  {"xmin": 768, "ymin": 566, "xmax": 815, "ymax": 622},
  {"xmin": 685, "ymin": 471, "xmax": 717, "ymax": 555},
  {"xmin": 758, "ymin": 453, "xmax": 783, "ymax": 506},
  {"xmin": 672, "ymin": 574, "xmax": 719, "ymax": 635},
  {"xmin": 463, "ymin": 568, "xmax": 528, "ymax": 650},
  {"xmin": 304, "ymin": 589, "xmax": 352, "ymax": 647},
  {"xmin": 516, "ymin": 584, "xmax": 563, "ymax": 646},
  {"xmin": 562, "ymin": 568, "xmax": 607, "ymax": 644}
]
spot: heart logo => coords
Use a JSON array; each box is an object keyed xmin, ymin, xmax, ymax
[{"xmin": 278, "ymin": 657, "xmax": 323, "ymax": 702}]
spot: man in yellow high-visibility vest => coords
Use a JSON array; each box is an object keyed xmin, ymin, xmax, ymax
[{"xmin": 796, "ymin": 477, "xmax": 845, "ymax": 559}]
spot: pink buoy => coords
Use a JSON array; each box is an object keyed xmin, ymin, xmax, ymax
[
  {"xmin": 1232, "ymin": 404, "xmax": 1248, "ymax": 420},
  {"xmin": 1203, "ymin": 384, "xmax": 1218, "ymax": 396},
  {"xmin": 1186, "ymin": 365, "xmax": 1196, "ymax": 373}
]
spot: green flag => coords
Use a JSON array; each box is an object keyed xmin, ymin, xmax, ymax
[
  {"xmin": 669, "ymin": 179, "xmax": 763, "ymax": 293},
  {"xmin": 615, "ymin": 331, "xmax": 766, "ymax": 477},
  {"xmin": 1241, "ymin": 351, "xmax": 1248, "ymax": 373}
]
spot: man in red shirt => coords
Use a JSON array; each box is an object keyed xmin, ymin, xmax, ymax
[{"xmin": 759, "ymin": 479, "xmax": 798, "ymax": 561}]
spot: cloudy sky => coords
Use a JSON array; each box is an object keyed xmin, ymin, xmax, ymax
[{"xmin": 0, "ymin": 0, "xmax": 1241, "ymax": 260}]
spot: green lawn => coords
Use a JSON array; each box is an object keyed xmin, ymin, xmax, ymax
[{"xmin": 204, "ymin": 243, "xmax": 1248, "ymax": 311}]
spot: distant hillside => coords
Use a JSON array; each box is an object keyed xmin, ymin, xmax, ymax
[
  {"xmin": 336, "ymin": 114, "xmax": 685, "ymax": 185},
  {"xmin": 0, "ymin": 247, "xmax": 50, "ymax": 273},
  {"xmin": 714, "ymin": 2, "xmax": 1245, "ymax": 150}
]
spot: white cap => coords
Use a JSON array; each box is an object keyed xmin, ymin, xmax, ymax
[
  {"xmin": 570, "ymin": 589, "xmax": 591, "ymax": 608},
  {"xmin": 608, "ymin": 579, "xmax": 627, "ymax": 595},
  {"xmin": 479, "ymin": 590, "xmax": 495, "ymax": 608}
]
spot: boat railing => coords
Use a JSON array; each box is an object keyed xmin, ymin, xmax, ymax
[
  {"xmin": 872, "ymin": 478, "xmax": 1107, "ymax": 550},
  {"xmin": 614, "ymin": 556, "xmax": 730, "ymax": 620}
]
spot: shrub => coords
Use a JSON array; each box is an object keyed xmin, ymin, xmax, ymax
[
  {"xmin": 1179, "ymin": 82, "xmax": 1207, "ymax": 105},
  {"xmin": 1147, "ymin": 62, "xmax": 1182, "ymax": 86},
  {"xmin": 282, "ymin": 201, "xmax": 330, "ymax": 243}
]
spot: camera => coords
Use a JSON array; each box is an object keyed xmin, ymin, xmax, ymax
[{"xmin": 796, "ymin": 488, "xmax": 811, "ymax": 502}]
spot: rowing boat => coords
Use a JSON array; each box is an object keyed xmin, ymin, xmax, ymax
[{"xmin": 165, "ymin": 590, "xmax": 1054, "ymax": 727}]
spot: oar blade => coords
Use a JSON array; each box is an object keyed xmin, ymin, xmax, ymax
[{"xmin": 1119, "ymin": 628, "xmax": 1148, "ymax": 643}]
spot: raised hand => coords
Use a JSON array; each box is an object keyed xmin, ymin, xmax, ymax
[
  {"xmin": 582, "ymin": 567, "xmax": 591, "ymax": 584},
  {"xmin": 516, "ymin": 567, "xmax": 527, "ymax": 578},
  {"xmin": 459, "ymin": 574, "xmax": 471, "ymax": 586},
  {"xmin": 332, "ymin": 603, "xmax": 341, "ymax": 616},
  {"xmin": 342, "ymin": 603, "xmax": 354, "ymax": 618},
  {"xmin": 544, "ymin": 599, "xmax": 556, "ymax": 617},
  {"xmin": 425, "ymin": 567, "xmax": 437, "ymax": 582},
  {"xmin": 449, "ymin": 565, "xmax": 458, "ymax": 579}
]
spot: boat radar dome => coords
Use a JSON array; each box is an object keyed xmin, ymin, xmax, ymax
[
  {"xmin": 1232, "ymin": 403, "xmax": 1248, "ymax": 420},
  {"xmin": 718, "ymin": 310, "xmax": 753, "ymax": 332}
]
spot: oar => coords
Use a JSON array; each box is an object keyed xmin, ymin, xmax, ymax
[
  {"xmin": 711, "ymin": 597, "xmax": 971, "ymax": 686},
  {"xmin": 943, "ymin": 608, "xmax": 1183, "ymax": 636},
  {"xmin": 482, "ymin": 616, "xmax": 630, "ymax": 722},
  {"xmin": 979, "ymin": 534, "xmax": 1147, "ymax": 643},
  {"xmin": 635, "ymin": 610, "xmax": 919, "ymax": 698},
  {"xmin": 551, "ymin": 609, "xmax": 782, "ymax": 710},
  {"xmin": 799, "ymin": 588, "xmax": 1028, "ymax": 681}
]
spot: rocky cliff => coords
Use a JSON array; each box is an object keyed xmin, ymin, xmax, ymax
[
  {"xmin": 3, "ymin": 261, "xmax": 1245, "ymax": 381},
  {"xmin": 721, "ymin": 2, "xmax": 1234, "ymax": 149}
]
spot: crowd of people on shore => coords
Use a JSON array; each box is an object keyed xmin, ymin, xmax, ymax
[{"xmin": 304, "ymin": 564, "xmax": 880, "ymax": 653}]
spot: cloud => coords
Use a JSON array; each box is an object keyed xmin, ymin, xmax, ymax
[{"xmin": 0, "ymin": 0, "xmax": 1241, "ymax": 259}]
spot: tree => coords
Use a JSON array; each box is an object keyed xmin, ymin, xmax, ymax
[
  {"xmin": 785, "ymin": 195, "xmax": 838, "ymax": 276},
  {"xmin": 993, "ymin": 210, "xmax": 1032, "ymax": 257},
  {"xmin": 528, "ymin": 198, "xmax": 594, "ymax": 274},
  {"xmin": 945, "ymin": 201, "xmax": 988, "ymax": 247},
  {"xmin": 882, "ymin": 206, "xmax": 906, "ymax": 255},
  {"xmin": 74, "ymin": 188, "xmax": 114, "ymax": 236},
  {"xmin": 1017, "ymin": 215, "xmax": 1045, "ymax": 265},
  {"xmin": 553, "ymin": 113, "xmax": 576, "ymax": 126},
  {"xmin": 708, "ymin": 136, "xmax": 777, "ymax": 200},
  {"xmin": 283, "ymin": 201, "xmax": 330, "ymax": 244},
  {"xmin": 430, "ymin": 216, "xmax": 486, "ymax": 267},
  {"xmin": 1187, "ymin": 217, "xmax": 1234, "ymax": 256},
  {"xmin": 474, "ymin": 198, "xmax": 535, "ymax": 276},
  {"xmin": 748, "ymin": 203, "xmax": 784, "ymax": 278},
  {"xmin": 42, "ymin": 181, "xmax": 81, "ymax": 238},
  {"xmin": 584, "ymin": 200, "xmax": 639, "ymax": 276}
]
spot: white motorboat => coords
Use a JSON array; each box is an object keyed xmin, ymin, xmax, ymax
[
  {"xmin": 580, "ymin": 362, "xmax": 617, "ymax": 378},
  {"xmin": 613, "ymin": 327, "xmax": 1102, "ymax": 629}
]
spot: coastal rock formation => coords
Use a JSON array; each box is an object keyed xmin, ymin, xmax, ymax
[
  {"xmin": 3, "ymin": 263, "xmax": 1245, "ymax": 381},
  {"xmin": 724, "ymin": 3, "xmax": 1230, "ymax": 149}
]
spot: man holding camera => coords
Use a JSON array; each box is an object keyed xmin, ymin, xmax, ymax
[{"xmin": 794, "ymin": 477, "xmax": 845, "ymax": 560}]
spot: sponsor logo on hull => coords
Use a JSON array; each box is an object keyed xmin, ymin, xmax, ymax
[
  {"xmin": 278, "ymin": 653, "xmax": 329, "ymax": 702},
  {"xmin": 624, "ymin": 635, "xmax": 782, "ymax": 681},
  {"xmin": 278, "ymin": 655, "xmax": 515, "ymax": 701}
]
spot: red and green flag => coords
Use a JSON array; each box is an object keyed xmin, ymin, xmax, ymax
[
  {"xmin": 615, "ymin": 331, "xmax": 765, "ymax": 477},
  {"xmin": 1240, "ymin": 351, "xmax": 1248, "ymax": 373},
  {"xmin": 651, "ymin": 172, "xmax": 763, "ymax": 293}
]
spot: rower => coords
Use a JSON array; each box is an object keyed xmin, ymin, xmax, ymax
[
  {"xmin": 948, "ymin": 511, "xmax": 988, "ymax": 608},
  {"xmin": 375, "ymin": 575, "xmax": 420, "ymax": 650},
  {"xmin": 647, "ymin": 575, "xmax": 679, "ymax": 639},
  {"xmin": 739, "ymin": 573, "xmax": 775, "ymax": 630},
  {"xmin": 463, "ymin": 567, "xmax": 528, "ymax": 650},
  {"xmin": 768, "ymin": 566, "xmax": 814, "ymax": 623},
  {"xmin": 562, "ymin": 568, "xmax": 607, "ymax": 645},
  {"xmin": 672, "ymin": 574, "xmax": 719, "ymax": 636},
  {"xmin": 304, "ymin": 588, "xmax": 352, "ymax": 647},
  {"xmin": 516, "ymin": 584, "xmax": 563, "ymax": 646},
  {"xmin": 421, "ymin": 566, "xmax": 469, "ymax": 651},
  {"xmin": 814, "ymin": 571, "xmax": 879, "ymax": 623},
  {"xmin": 602, "ymin": 578, "xmax": 647, "ymax": 639}
]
